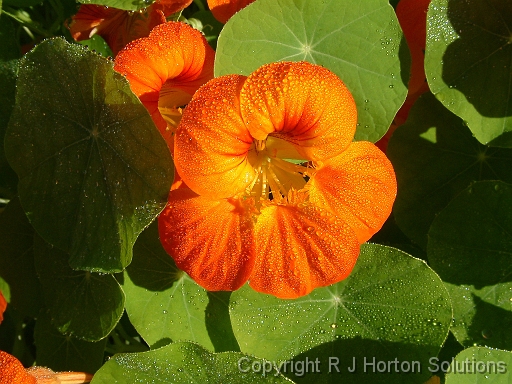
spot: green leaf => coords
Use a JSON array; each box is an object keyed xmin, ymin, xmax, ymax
[
  {"xmin": 77, "ymin": 0, "xmax": 155, "ymax": 12},
  {"xmin": 188, "ymin": 10, "xmax": 224, "ymax": 50},
  {"xmin": 427, "ymin": 181, "xmax": 512, "ymax": 350},
  {"xmin": 123, "ymin": 222, "xmax": 238, "ymax": 351},
  {"xmin": 33, "ymin": 234, "xmax": 125, "ymax": 341},
  {"xmin": 77, "ymin": 35, "xmax": 113, "ymax": 58},
  {"xmin": 4, "ymin": 37, "xmax": 173, "ymax": 272},
  {"xmin": 91, "ymin": 341, "xmax": 294, "ymax": 383},
  {"xmin": 0, "ymin": 197, "xmax": 42, "ymax": 318},
  {"xmin": 0, "ymin": 276, "xmax": 9, "ymax": 303},
  {"xmin": 444, "ymin": 347, "xmax": 512, "ymax": 384},
  {"xmin": 387, "ymin": 92, "xmax": 512, "ymax": 249},
  {"xmin": 425, "ymin": 0, "xmax": 512, "ymax": 147},
  {"xmin": 34, "ymin": 310, "xmax": 107, "ymax": 373},
  {"xmin": 3, "ymin": 0, "xmax": 44, "ymax": 7},
  {"xmin": 214, "ymin": 0, "xmax": 408, "ymax": 142},
  {"xmin": 0, "ymin": 14, "xmax": 19, "ymax": 198},
  {"xmin": 230, "ymin": 244, "xmax": 451, "ymax": 384}
]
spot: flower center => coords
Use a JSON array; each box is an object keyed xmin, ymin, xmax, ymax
[
  {"xmin": 245, "ymin": 136, "xmax": 313, "ymax": 207},
  {"xmin": 158, "ymin": 82, "xmax": 193, "ymax": 129}
]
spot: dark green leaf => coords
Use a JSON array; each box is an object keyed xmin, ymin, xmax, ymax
[
  {"xmin": 444, "ymin": 347, "xmax": 512, "ymax": 383},
  {"xmin": 0, "ymin": 197, "xmax": 42, "ymax": 318},
  {"xmin": 188, "ymin": 10, "xmax": 224, "ymax": 50},
  {"xmin": 77, "ymin": 0, "xmax": 155, "ymax": 12},
  {"xmin": 33, "ymin": 234, "xmax": 125, "ymax": 341},
  {"xmin": 5, "ymin": 37, "xmax": 173, "ymax": 272},
  {"xmin": 230, "ymin": 244, "xmax": 451, "ymax": 384},
  {"xmin": 215, "ymin": 0, "xmax": 408, "ymax": 142},
  {"xmin": 3, "ymin": 0, "xmax": 43, "ymax": 7},
  {"xmin": 0, "ymin": 14, "xmax": 19, "ymax": 198},
  {"xmin": 34, "ymin": 309, "xmax": 107, "ymax": 373},
  {"xmin": 387, "ymin": 92, "xmax": 512, "ymax": 249},
  {"xmin": 123, "ymin": 222, "xmax": 215, "ymax": 350},
  {"xmin": 91, "ymin": 341, "xmax": 294, "ymax": 383},
  {"xmin": 425, "ymin": 0, "xmax": 512, "ymax": 147},
  {"xmin": 205, "ymin": 291, "xmax": 240, "ymax": 353},
  {"xmin": 428, "ymin": 181, "xmax": 512, "ymax": 350}
]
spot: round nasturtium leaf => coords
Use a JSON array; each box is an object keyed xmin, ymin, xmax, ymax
[
  {"xmin": 0, "ymin": 14, "xmax": 19, "ymax": 198},
  {"xmin": 34, "ymin": 310, "xmax": 107, "ymax": 373},
  {"xmin": 33, "ymin": 234, "xmax": 125, "ymax": 342},
  {"xmin": 77, "ymin": 0, "xmax": 155, "ymax": 11},
  {"xmin": 387, "ymin": 92, "xmax": 512, "ymax": 249},
  {"xmin": 444, "ymin": 347, "xmax": 512, "ymax": 384},
  {"xmin": 0, "ymin": 197, "xmax": 42, "ymax": 318},
  {"xmin": 230, "ymin": 244, "xmax": 452, "ymax": 384},
  {"xmin": 90, "ymin": 341, "xmax": 293, "ymax": 383},
  {"xmin": 428, "ymin": 181, "xmax": 512, "ymax": 350},
  {"xmin": 123, "ymin": 222, "xmax": 217, "ymax": 351},
  {"xmin": 214, "ymin": 0, "xmax": 408, "ymax": 143},
  {"xmin": 4, "ymin": 37, "xmax": 173, "ymax": 273},
  {"xmin": 425, "ymin": 0, "xmax": 512, "ymax": 147}
]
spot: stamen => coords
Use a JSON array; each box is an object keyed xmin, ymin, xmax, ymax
[
  {"xmin": 272, "ymin": 157, "xmax": 314, "ymax": 177},
  {"xmin": 246, "ymin": 165, "xmax": 262, "ymax": 194},
  {"xmin": 266, "ymin": 165, "xmax": 287, "ymax": 199},
  {"xmin": 255, "ymin": 140, "xmax": 266, "ymax": 152}
]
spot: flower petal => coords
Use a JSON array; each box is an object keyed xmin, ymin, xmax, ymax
[
  {"xmin": 114, "ymin": 22, "xmax": 215, "ymax": 142},
  {"xmin": 0, "ymin": 291, "xmax": 6, "ymax": 324},
  {"xmin": 67, "ymin": 5, "xmax": 167, "ymax": 56},
  {"xmin": 158, "ymin": 0, "xmax": 194, "ymax": 15},
  {"xmin": 250, "ymin": 203, "xmax": 360, "ymax": 299},
  {"xmin": 207, "ymin": 0, "xmax": 256, "ymax": 23},
  {"xmin": 309, "ymin": 141, "xmax": 397, "ymax": 243},
  {"xmin": 158, "ymin": 188, "xmax": 256, "ymax": 291},
  {"xmin": 240, "ymin": 61, "xmax": 357, "ymax": 161},
  {"xmin": 174, "ymin": 75, "xmax": 256, "ymax": 199},
  {"xmin": 0, "ymin": 350, "xmax": 36, "ymax": 384}
]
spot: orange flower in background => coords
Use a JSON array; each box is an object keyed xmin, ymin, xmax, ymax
[
  {"xmin": 207, "ymin": 0, "xmax": 256, "ymax": 23},
  {"xmin": 159, "ymin": 61, "xmax": 397, "ymax": 299},
  {"xmin": 67, "ymin": 0, "xmax": 193, "ymax": 55},
  {"xmin": 114, "ymin": 22, "xmax": 215, "ymax": 148},
  {"xmin": 0, "ymin": 292, "xmax": 6, "ymax": 324},
  {"xmin": 376, "ymin": 0, "xmax": 431, "ymax": 152},
  {"xmin": 397, "ymin": 0, "xmax": 430, "ymax": 98},
  {"xmin": 0, "ymin": 350, "xmax": 93, "ymax": 384}
]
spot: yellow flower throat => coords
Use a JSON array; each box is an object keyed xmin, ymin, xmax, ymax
[{"xmin": 245, "ymin": 136, "xmax": 314, "ymax": 207}]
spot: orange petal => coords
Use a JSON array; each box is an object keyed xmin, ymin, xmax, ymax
[
  {"xmin": 0, "ymin": 292, "xmax": 6, "ymax": 324},
  {"xmin": 157, "ymin": 0, "xmax": 194, "ymax": 15},
  {"xmin": 26, "ymin": 367, "xmax": 93, "ymax": 383},
  {"xmin": 158, "ymin": 188, "xmax": 256, "ymax": 291},
  {"xmin": 114, "ymin": 22, "xmax": 215, "ymax": 143},
  {"xmin": 309, "ymin": 141, "xmax": 397, "ymax": 243},
  {"xmin": 0, "ymin": 350, "xmax": 36, "ymax": 384},
  {"xmin": 207, "ymin": 0, "xmax": 256, "ymax": 23},
  {"xmin": 249, "ymin": 203, "xmax": 360, "ymax": 299},
  {"xmin": 240, "ymin": 61, "xmax": 357, "ymax": 161},
  {"xmin": 174, "ymin": 75, "xmax": 256, "ymax": 199},
  {"xmin": 67, "ymin": 5, "xmax": 167, "ymax": 56},
  {"xmin": 67, "ymin": 5, "xmax": 121, "ymax": 42},
  {"xmin": 396, "ymin": 0, "xmax": 430, "ymax": 95},
  {"xmin": 396, "ymin": 0, "xmax": 430, "ymax": 51}
]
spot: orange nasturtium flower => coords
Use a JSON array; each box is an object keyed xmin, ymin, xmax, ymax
[
  {"xmin": 376, "ymin": 0, "xmax": 431, "ymax": 152},
  {"xmin": 0, "ymin": 292, "xmax": 6, "ymax": 324},
  {"xmin": 158, "ymin": 61, "xmax": 397, "ymax": 299},
  {"xmin": 114, "ymin": 22, "xmax": 215, "ymax": 149},
  {"xmin": 67, "ymin": 0, "xmax": 193, "ymax": 55},
  {"xmin": 207, "ymin": 0, "xmax": 256, "ymax": 23},
  {"xmin": 0, "ymin": 350, "xmax": 93, "ymax": 383}
]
